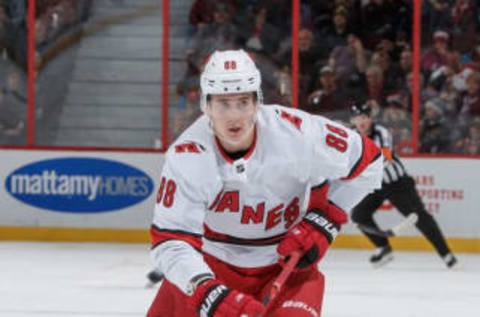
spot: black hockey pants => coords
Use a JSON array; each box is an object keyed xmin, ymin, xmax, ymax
[{"xmin": 351, "ymin": 175, "xmax": 451, "ymax": 257}]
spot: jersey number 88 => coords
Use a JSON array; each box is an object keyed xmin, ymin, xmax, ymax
[
  {"xmin": 325, "ymin": 124, "xmax": 348, "ymax": 153},
  {"xmin": 156, "ymin": 177, "xmax": 176, "ymax": 208}
]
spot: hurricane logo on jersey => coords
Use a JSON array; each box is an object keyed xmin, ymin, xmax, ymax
[{"xmin": 5, "ymin": 157, "xmax": 154, "ymax": 213}]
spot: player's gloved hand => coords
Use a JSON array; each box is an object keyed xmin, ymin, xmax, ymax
[
  {"xmin": 189, "ymin": 278, "xmax": 265, "ymax": 317},
  {"xmin": 277, "ymin": 203, "xmax": 348, "ymax": 270}
]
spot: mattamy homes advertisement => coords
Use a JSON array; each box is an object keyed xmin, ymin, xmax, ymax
[{"xmin": 0, "ymin": 150, "xmax": 163, "ymax": 229}]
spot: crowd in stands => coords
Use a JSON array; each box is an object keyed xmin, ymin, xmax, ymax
[
  {"xmin": 0, "ymin": 0, "xmax": 92, "ymax": 143},
  {"xmin": 174, "ymin": 0, "xmax": 480, "ymax": 156},
  {"xmin": 34, "ymin": 0, "xmax": 92, "ymax": 55},
  {"xmin": 418, "ymin": 0, "xmax": 480, "ymax": 155},
  {"xmin": 299, "ymin": 0, "xmax": 414, "ymax": 152},
  {"xmin": 0, "ymin": 1, "xmax": 92, "ymax": 68},
  {"xmin": 0, "ymin": 1, "xmax": 27, "ymax": 143},
  {"xmin": 0, "ymin": 0, "xmax": 479, "ymax": 155}
]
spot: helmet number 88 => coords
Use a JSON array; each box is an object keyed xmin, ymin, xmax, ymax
[{"xmin": 224, "ymin": 60, "xmax": 237, "ymax": 70}]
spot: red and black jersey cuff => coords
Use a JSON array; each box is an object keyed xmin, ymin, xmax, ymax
[
  {"xmin": 308, "ymin": 183, "xmax": 348, "ymax": 225},
  {"xmin": 308, "ymin": 181, "xmax": 329, "ymax": 211}
]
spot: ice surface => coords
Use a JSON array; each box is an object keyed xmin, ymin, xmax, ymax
[{"xmin": 0, "ymin": 242, "xmax": 478, "ymax": 316}]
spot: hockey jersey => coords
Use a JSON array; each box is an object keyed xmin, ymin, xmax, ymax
[
  {"xmin": 151, "ymin": 104, "xmax": 383, "ymax": 294},
  {"xmin": 368, "ymin": 123, "xmax": 407, "ymax": 184}
]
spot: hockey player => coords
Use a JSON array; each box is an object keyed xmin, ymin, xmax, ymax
[
  {"xmin": 349, "ymin": 102, "xmax": 457, "ymax": 268},
  {"xmin": 147, "ymin": 50, "xmax": 383, "ymax": 317}
]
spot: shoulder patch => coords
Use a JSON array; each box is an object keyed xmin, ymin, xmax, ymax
[
  {"xmin": 275, "ymin": 109, "xmax": 303, "ymax": 130},
  {"xmin": 174, "ymin": 141, "xmax": 206, "ymax": 154}
]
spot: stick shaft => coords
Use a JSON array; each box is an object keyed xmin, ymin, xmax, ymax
[
  {"xmin": 356, "ymin": 213, "xmax": 418, "ymax": 237},
  {"xmin": 263, "ymin": 250, "xmax": 302, "ymax": 308}
]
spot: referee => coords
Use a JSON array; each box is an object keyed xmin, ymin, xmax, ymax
[{"xmin": 350, "ymin": 102, "xmax": 457, "ymax": 268}]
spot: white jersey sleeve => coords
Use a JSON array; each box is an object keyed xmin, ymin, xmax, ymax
[
  {"xmin": 306, "ymin": 115, "xmax": 383, "ymax": 212},
  {"xmin": 150, "ymin": 142, "xmax": 220, "ymax": 295},
  {"xmin": 327, "ymin": 157, "xmax": 383, "ymax": 211}
]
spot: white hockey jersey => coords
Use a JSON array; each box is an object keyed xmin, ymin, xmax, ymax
[{"xmin": 151, "ymin": 104, "xmax": 383, "ymax": 294}]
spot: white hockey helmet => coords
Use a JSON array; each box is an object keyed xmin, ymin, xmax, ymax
[{"xmin": 200, "ymin": 49, "xmax": 263, "ymax": 111}]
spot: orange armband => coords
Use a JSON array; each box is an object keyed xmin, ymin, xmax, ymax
[{"xmin": 382, "ymin": 147, "xmax": 392, "ymax": 161}]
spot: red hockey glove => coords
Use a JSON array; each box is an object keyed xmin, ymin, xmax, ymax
[
  {"xmin": 189, "ymin": 278, "xmax": 265, "ymax": 317},
  {"xmin": 277, "ymin": 204, "xmax": 347, "ymax": 270}
]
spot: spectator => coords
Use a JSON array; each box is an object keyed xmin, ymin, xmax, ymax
[
  {"xmin": 425, "ymin": 65, "xmax": 455, "ymax": 99},
  {"xmin": 272, "ymin": 66, "xmax": 292, "ymax": 106},
  {"xmin": 465, "ymin": 117, "xmax": 480, "ymax": 154},
  {"xmin": 421, "ymin": 30, "xmax": 457, "ymax": 79},
  {"xmin": 2, "ymin": 65, "xmax": 26, "ymax": 109},
  {"xmin": 378, "ymin": 94, "xmax": 411, "ymax": 146},
  {"xmin": 329, "ymin": 33, "xmax": 368, "ymax": 87},
  {"xmin": 189, "ymin": 0, "xmax": 214, "ymax": 29},
  {"xmin": 172, "ymin": 77, "xmax": 202, "ymax": 141},
  {"xmin": 424, "ymin": 0, "xmax": 453, "ymax": 39},
  {"xmin": 276, "ymin": 28, "xmax": 322, "ymax": 106},
  {"xmin": 185, "ymin": 3, "xmax": 238, "ymax": 80},
  {"xmin": 450, "ymin": 0, "xmax": 476, "ymax": 53},
  {"xmin": 0, "ymin": 5, "xmax": 8, "ymax": 53},
  {"xmin": 361, "ymin": 0, "xmax": 397, "ymax": 49},
  {"xmin": 6, "ymin": 1, "xmax": 26, "ymax": 28},
  {"xmin": 452, "ymin": 116, "xmax": 480, "ymax": 154},
  {"xmin": 189, "ymin": 0, "xmax": 235, "ymax": 32},
  {"xmin": 320, "ymin": 6, "xmax": 350, "ymax": 53},
  {"xmin": 390, "ymin": 30, "xmax": 412, "ymax": 62},
  {"xmin": 249, "ymin": 51, "xmax": 290, "ymax": 105},
  {"xmin": 297, "ymin": 28, "xmax": 321, "ymax": 101},
  {"xmin": 420, "ymin": 100, "xmax": 450, "ymax": 153},
  {"xmin": 308, "ymin": 0, "xmax": 336, "ymax": 34},
  {"xmin": 463, "ymin": 45, "xmax": 480, "ymax": 69},
  {"xmin": 430, "ymin": 67, "xmax": 459, "ymax": 117},
  {"xmin": 371, "ymin": 47, "xmax": 403, "ymax": 93},
  {"xmin": 305, "ymin": 65, "xmax": 351, "ymax": 120},
  {"xmin": 390, "ymin": 0, "xmax": 412, "ymax": 39},
  {"xmin": 244, "ymin": 5, "xmax": 282, "ymax": 55},
  {"xmin": 458, "ymin": 70, "xmax": 480, "ymax": 125},
  {"xmin": 263, "ymin": 0, "xmax": 291, "ymax": 39},
  {"xmin": 399, "ymin": 50, "xmax": 412, "ymax": 78},
  {"xmin": 363, "ymin": 64, "xmax": 386, "ymax": 106},
  {"xmin": 0, "ymin": 88, "xmax": 24, "ymax": 140}
]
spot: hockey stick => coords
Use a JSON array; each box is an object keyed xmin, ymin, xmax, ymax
[
  {"xmin": 261, "ymin": 250, "xmax": 302, "ymax": 312},
  {"xmin": 356, "ymin": 213, "xmax": 419, "ymax": 237}
]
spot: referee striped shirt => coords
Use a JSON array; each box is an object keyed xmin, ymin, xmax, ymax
[{"xmin": 369, "ymin": 123, "xmax": 406, "ymax": 184}]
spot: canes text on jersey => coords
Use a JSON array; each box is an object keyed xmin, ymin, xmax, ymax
[{"xmin": 209, "ymin": 191, "xmax": 300, "ymax": 231}]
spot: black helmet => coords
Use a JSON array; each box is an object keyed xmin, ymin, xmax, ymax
[{"xmin": 350, "ymin": 102, "xmax": 371, "ymax": 117}]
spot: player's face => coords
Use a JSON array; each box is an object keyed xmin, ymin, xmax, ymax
[
  {"xmin": 351, "ymin": 114, "xmax": 372, "ymax": 135},
  {"xmin": 206, "ymin": 92, "xmax": 257, "ymax": 151}
]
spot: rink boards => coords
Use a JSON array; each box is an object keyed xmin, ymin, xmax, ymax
[{"xmin": 0, "ymin": 150, "xmax": 478, "ymax": 252}]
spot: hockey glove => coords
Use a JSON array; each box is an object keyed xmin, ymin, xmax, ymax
[
  {"xmin": 189, "ymin": 278, "xmax": 265, "ymax": 317},
  {"xmin": 277, "ymin": 204, "xmax": 347, "ymax": 270}
]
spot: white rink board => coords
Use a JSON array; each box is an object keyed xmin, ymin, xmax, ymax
[
  {"xmin": 0, "ymin": 150, "xmax": 164, "ymax": 229},
  {"xmin": 0, "ymin": 150, "xmax": 478, "ymax": 239},
  {"xmin": 342, "ymin": 157, "xmax": 480, "ymax": 239}
]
